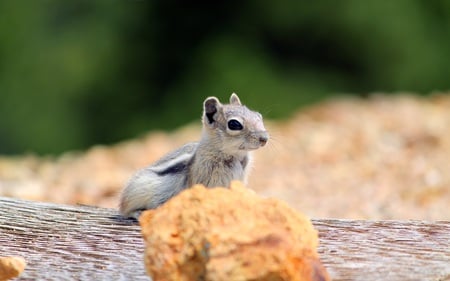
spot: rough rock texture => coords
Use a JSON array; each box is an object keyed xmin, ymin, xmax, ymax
[
  {"xmin": 139, "ymin": 181, "xmax": 330, "ymax": 281},
  {"xmin": 0, "ymin": 256, "xmax": 26, "ymax": 281}
]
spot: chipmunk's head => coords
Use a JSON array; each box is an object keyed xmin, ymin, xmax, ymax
[{"xmin": 202, "ymin": 93, "xmax": 269, "ymax": 154}]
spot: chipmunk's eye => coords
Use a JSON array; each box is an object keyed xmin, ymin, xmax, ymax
[{"xmin": 228, "ymin": 119, "xmax": 243, "ymax": 131}]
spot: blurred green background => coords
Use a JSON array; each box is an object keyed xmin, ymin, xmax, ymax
[{"xmin": 1, "ymin": 0, "xmax": 449, "ymax": 155}]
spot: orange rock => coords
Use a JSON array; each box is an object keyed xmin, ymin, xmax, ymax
[
  {"xmin": 140, "ymin": 181, "xmax": 330, "ymax": 281},
  {"xmin": 0, "ymin": 256, "xmax": 26, "ymax": 281}
]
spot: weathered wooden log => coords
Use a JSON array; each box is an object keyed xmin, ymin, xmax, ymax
[
  {"xmin": 0, "ymin": 197, "xmax": 147, "ymax": 280},
  {"xmin": 0, "ymin": 197, "xmax": 449, "ymax": 281},
  {"xmin": 315, "ymin": 220, "xmax": 450, "ymax": 281}
]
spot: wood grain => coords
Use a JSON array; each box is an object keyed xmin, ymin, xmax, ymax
[
  {"xmin": 0, "ymin": 197, "xmax": 449, "ymax": 281},
  {"xmin": 0, "ymin": 197, "xmax": 148, "ymax": 280},
  {"xmin": 314, "ymin": 220, "xmax": 450, "ymax": 281}
]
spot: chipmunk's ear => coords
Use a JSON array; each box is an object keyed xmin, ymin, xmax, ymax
[
  {"xmin": 203, "ymin": 96, "xmax": 222, "ymax": 125},
  {"xmin": 230, "ymin": 93, "xmax": 241, "ymax": 105}
]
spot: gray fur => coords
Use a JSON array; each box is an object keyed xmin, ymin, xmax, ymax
[{"xmin": 119, "ymin": 93, "xmax": 268, "ymax": 218}]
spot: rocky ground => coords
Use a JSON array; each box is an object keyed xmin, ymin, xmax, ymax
[{"xmin": 1, "ymin": 93, "xmax": 449, "ymax": 220}]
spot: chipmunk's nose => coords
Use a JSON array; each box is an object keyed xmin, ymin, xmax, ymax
[{"xmin": 258, "ymin": 132, "xmax": 269, "ymax": 146}]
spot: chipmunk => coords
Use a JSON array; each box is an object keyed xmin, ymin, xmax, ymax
[{"xmin": 119, "ymin": 93, "xmax": 269, "ymax": 219}]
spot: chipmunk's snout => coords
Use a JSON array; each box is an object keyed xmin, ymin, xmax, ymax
[
  {"xmin": 241, "ymin": 131, "xmax": 269, "ymax": 151},
  {"xmin": 258, "ymin": 132, "xmax": 269, "ymax": 146}
]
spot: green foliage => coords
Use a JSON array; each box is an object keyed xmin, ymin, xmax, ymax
[{"xmin": 0, "ymin": 1, "xmax": 449, "ymax": 155}]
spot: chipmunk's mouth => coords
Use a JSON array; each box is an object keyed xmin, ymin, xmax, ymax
[
  {"xmin": 239, "ymin": 145, "xmax": 254, "ymax": 151},
  {"xmin": 237, "ymin": 133, "xmax": 269, "ymax": 151},
  {"xmin": 239, "ymin": 143, "xmax": 267, "ymax": 151}
]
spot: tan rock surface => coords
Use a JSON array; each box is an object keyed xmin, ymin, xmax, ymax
[
  {"xmin": 0, "ymin": 256, "xmax": 26, "ymax": 281},
  {"xmin": 139, "ymin": 181, "xmax": 330, "ymax": 281}
]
